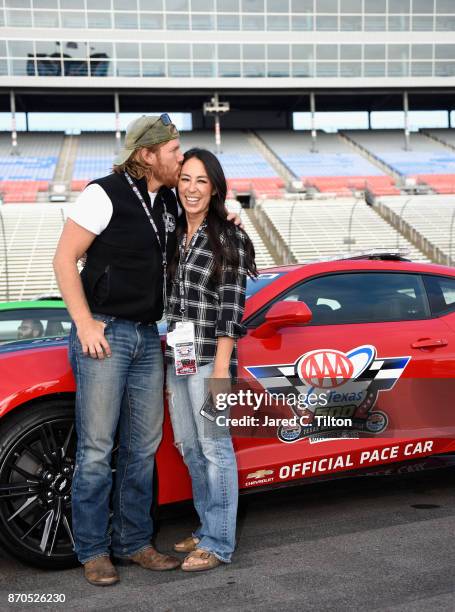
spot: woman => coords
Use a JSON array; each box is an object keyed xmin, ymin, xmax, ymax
[{"xmin": 166, "ymin": 148, "xmax": 257, "ymax": 572}]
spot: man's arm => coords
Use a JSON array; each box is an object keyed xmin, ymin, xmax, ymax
[{"xmin": 53, "ymin": 218, "xmax": 112, "ymax": 359}]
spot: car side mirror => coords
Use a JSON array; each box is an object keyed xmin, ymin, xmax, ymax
[{"xmin": 251, "ymin": 300, "xmax": 312, "ymax": 339}]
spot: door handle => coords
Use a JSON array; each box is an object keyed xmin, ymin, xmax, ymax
[{"xmin": 411, "ymin": 338, "xmax": 448, "ymax": 349}]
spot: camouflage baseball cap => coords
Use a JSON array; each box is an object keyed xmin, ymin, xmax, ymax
[{"xmin": 113, "ymin": 114, "xmax": 179, "ymax": 165}]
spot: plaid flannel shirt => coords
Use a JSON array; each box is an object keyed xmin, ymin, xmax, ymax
[{"xmin": 165, "ymin": 221, "xmax": 248, "ymax": 370}]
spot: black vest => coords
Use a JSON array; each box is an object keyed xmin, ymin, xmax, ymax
[{"xmin": 80, "ymin": 172, "xmax": 178, "ymax": 323}]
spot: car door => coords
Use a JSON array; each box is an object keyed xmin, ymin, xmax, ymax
[{"xmin": 234, "ymin": 269, "xmax": 455, "ymax": 490}]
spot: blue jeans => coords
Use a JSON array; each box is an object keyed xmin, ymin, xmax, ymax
[
  {"xmin": 166, "ymin": 362, "xmax": 238, "ymax": 563},
  {"xmin": 69, "ymin": 314, "xmax": 164, "ymax": 564}
]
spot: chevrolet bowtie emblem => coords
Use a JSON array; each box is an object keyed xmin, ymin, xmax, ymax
[{"xmin": 247, "ymin": 469, "xmax": 274, "ymax": 479}]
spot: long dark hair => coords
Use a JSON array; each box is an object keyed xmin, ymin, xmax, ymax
[{"xmin": 174, "ymin": 147, "xmax": 257, "ymax": 282}]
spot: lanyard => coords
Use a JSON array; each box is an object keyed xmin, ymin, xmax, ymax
[
  {"xmin": 124, "ymin": 171, "xmax": 168, "ymax": 308},
  {"xmin": 177, "ymin": 222, "xmax": 206, "ymax": 320}
]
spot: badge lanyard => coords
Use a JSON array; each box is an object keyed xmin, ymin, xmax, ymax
[
  {"xmin": 177, "ymin": 222, "xmax": 206, "ymax": 321},
  {"xmin": 168, "ymin": 224, "xmax": 206, "ymax": 376},
  {"xmin": 124, "ymin": 172, "xmax": 168, "ymax": 308}
]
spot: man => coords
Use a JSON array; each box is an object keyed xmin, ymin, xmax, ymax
[
  {"xmin": 54, "ymin": 115, "xmax": 186, "ymax": 586},
  {"xmin": 17, "ymin": 318, "xmax": 44, "ymax": 340}
]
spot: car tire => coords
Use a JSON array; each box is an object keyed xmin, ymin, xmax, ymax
[{"xmin": 0, "ymin": 400, "xmax": 78, "ymax": 570}]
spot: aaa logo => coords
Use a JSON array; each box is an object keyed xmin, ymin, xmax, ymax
[{"xmin": 297, "ymin": 349, "xmax": 354, "ymax": 389}]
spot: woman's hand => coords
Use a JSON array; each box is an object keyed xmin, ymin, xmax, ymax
[{"xmin": 209, "ymin": 369, "xmax": 231, "ymax": 407}]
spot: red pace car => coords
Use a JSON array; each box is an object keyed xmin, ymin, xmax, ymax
[{"xmin": 0, "ymin": 252, "xmax": 455, "ymax": 569}]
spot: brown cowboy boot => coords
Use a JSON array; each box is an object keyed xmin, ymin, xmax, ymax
[
  {"xmin": 123, "ymin": 545, "xmax": 181, "ymax": 570},
  {"xmin": 83, "ymin": 556, "xmax": 120, "ymax": 586}
]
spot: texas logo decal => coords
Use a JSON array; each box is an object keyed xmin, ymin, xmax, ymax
[{"xmin": 245, "ymin": 345, "xmax": 410, "ymax": 443}]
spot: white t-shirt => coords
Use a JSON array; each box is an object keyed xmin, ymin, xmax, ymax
[{"xmin": 68, "ymin": 183, "xmax": 159, "ymax": 236}]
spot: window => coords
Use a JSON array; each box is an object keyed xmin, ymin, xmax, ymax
[
  {"xmin": 192, "ymin": 14, "xmax": 215, "ymax": 29},
  {"xmin": 243, "ymin": 62, "xmax": 265, "ymax": 77},
  {"xmin": 316, "ymin": 0, "xmax": 337, "ymax": 11},
  {"xmin": 219, "ymin": 44, "xmax": 240, "ymax": 60},
  {"xmin": 340, "ymin": 45, "xmax": 361, "ymax": 60},
  {"xmin": 292, "ymin": 45, "xmax": 313, "ymax": 60},
  {"xmin": 412, "ymin": 45, "xmax": 432, "ymax": 60},
  {"xmin": 243, "ymin": 44, "xmax": 265, "ymax": 60},
  {"xmin": 216, "ymin": 0, "xmax": 239, "ymax": 11},
  {"xmin": 167, "ymin": 44, "xmax": 190, "ymax": 59},
  {"xmin": 339, "ymin": 0, "xmax": 362, "ymax": 11},
  {"xmin": 316, "ymin": 16, "xmax": 337, "ymax": 30},
  {"xmin": 340, "ymin": 16, "xmax": 362, "ymax": 30},
  {"xmin": 424, "ymin": 275, "xmax": 455, "ymax": 315},
  {"xmin": 267, "ymin": 15, "xmax": 289, "ymax": 30},
  {"xmin": 243, "ymin": 15, "xmax": 265, "ymax": 29},
  {"xmin": 340, "ymin": 62, "xmax": 361, "ymax": 77},
  {"xmin": 87, "ymin": 12, "xmax": 112, "ymax": 28},
  {"xmin": 0, "ymin": 309, "xmax": 71, "ymax": 344},
  {"xmin": 218, "ymin": 61, "xmax": 241, "ymax": 76},
  {"xmin": 291, "ymin": 0, "xmax": 313, "ymax": 12},
  {"xmin": 166, "ymin": 14, "xmax": 190, "ymax": 29},
  {"xmin": 167, "ymin": 0, "xmax": 189, "ymax": 9},
  {"xmin": 34, "ymin": 11, "xmax": 59, "ymax": 26},
  {"xmin": 364, "ymin": 0, "xmax": 385, "ymax": 12},
  {"xmin": 389, "ymin": 0, "xmax": 410, "ymax": 13},
  {"xmin": 436, "ymin": 45, "xmax": 455, "ymax": 59},
  {"xmin": 217, "ymin": 14, "xmax": 240, "ymax": 29},
  {"xmin": 142, "ymin": 61, "xmax": 165, "ymax": 76},
  {"xmin": 437, "ymin": 0, "xmax": 455, "ymax": 13},
  {"xmin": 268, "ymin": 45, "xmax": 289, "ymax": 60},
  {"xmin": 8, "ymin": 40, "xmax": 34, "ymax": 56},
  {"xmin": 267, "ymin": 0, "xmax": 286, "ymax": 10},
  {"xmin": 116, "ymin": 43, "xmax": 139, "ymax": 59},
  {"xmin": 141, "ymin": 43, "xmax": 165, "ymax": 59},
  {"xmin": 140, "ymin": 13, "xmax": 163, "ymax": 29},
  {"xmin": 193, "ymin": 62, "xmax": 215, "ymax": 77},
  {"xmin": 252, "ymin": 273, "xmax": 429, "ymax": 327},
  {"xmin": 413, "ymin": 0, "xmax": 433, "ymax": 12},
  {"xmin": 242, "ymin": 0, "xmax": 264, "ymax": 11},
  {"xmin": 192, "ymin": 44, "xmax": 214, "ymax": 60},
  {"xmin": 192, "ymin": 0, "xmax": 215, "ymax": 9},
  {"xmin": 61, "ymin": 11, "xmax": 85, "ymax": 27},
  {"xmin": 316, "ymin": 45, "xmax": 337, "ymax": 60},
  {"xmin": 364, "ymin": 45, "xmax": 385, "ymax": 60}
]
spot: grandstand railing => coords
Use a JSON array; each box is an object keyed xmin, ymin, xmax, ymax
[
  {"xmin": 374, "ymin": 199, "xmax": 453, "ymax": 266},
  {"xmin": 339, "ymin": 131, "xmax": 401, "ymax": 181}
]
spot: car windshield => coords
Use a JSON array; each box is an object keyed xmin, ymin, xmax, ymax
[{"xmin": 246, "ymin": 272, "xmax": 289, "ymax": 298}]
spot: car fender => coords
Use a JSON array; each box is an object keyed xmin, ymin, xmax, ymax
[{"xmin": 0, "ymin": 342, "xmax": 74, "ymax": 418}]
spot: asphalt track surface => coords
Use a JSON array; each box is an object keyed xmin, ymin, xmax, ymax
[{"xmin": 0, "ymin": 467, "xmax": 454, "ymax": 612}]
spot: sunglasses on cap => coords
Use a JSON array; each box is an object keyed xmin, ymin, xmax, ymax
[{"xmin": 153, "ymin": 113, "xmax": 172, "ymax": 127}]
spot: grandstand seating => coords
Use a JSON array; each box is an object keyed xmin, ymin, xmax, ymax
[
  {"xmin": 423, "ymin": 129, "xmax": 455, "ymax": 151},
  {"xmin": 69, "ymin": 130, "xmax": 284, "ymax": 197},
  {"xmin": 376, "ymin": 195, "xmax": 455, "ymax": 263},
  {"xmin": 71, "ymin": 132, "xmax": 118, "ymax": 190},
  {"xmin": 0, "ymin": 201, "xmax": 276, "ymax": 299},
  {"xmin": 181, "ymin": 131, "xmax": 284, "ymax": 197},
  {"xmin": 345, "ymin": 130, "xmax": 455, "ymax": 194},
  {"xmin": 258, "ymin": 197, "xmax": 429, "ymax": 263},
  {"xmin": 0, "ymin": 204, "xmax": 64, "ymax": 300},
  {"xmin": 257, "ymin": 130, "xmax": 398, "ymax": 196},
  {"xmin": 0, "ymin": 132, "xmax": 64, "ymax": 202},
  {"xmin": 226, "ymin": 199, "xmax": 276, "ymax": 268}
]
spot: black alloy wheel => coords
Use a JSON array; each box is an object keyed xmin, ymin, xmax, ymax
[{"xmin": 0, "ymin": 401, "xmax": 78, "ymax": 569}]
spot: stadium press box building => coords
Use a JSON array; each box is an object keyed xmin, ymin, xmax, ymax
[{"xmin": 0, "ymin": 0, "xmax": 454, "ymax": 124}]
